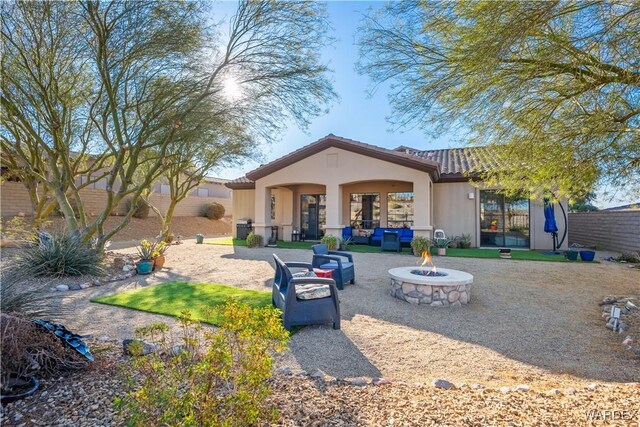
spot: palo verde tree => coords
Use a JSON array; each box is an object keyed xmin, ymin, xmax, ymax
[
  {"xmin": 2, "ymin": 0, "xmax": 335, "ymax": 251},
  {"xmin": 357, "ymin": 1, "xmax": 640, "ymax": 201}
]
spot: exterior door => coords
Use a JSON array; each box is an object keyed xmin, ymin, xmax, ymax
[
  {"xmin": 480, "ymin": 190, "xmax": 530, "ymax": 248},
  {"xmin": 300, "ymin": 194, "xmax": 326, "ymax": 240}
]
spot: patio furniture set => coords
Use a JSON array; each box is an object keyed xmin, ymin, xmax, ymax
[
  {"xmin": 271, "ymin": 244, "xmax": 354, "ymax": 330},
  {"xmin": 343, "ymin": 226, "xmax": 413, "ymax": 252}
]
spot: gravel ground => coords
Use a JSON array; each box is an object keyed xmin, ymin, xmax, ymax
[
  {"xmin": 24, "ymin": 241, "xmax": 640, "ymax": 389},
  {"xmin": 2, "ymin": 242, "xmax": 639, "ymax": 425}
]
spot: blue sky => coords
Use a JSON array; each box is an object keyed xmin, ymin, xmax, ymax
[
  {"xmin": 214, "ymin": 1, "xmax": 457, "ymax": 180},
  {"xmin": 211, "ymin": 1, "xmax": 634, "ymax": 209}
]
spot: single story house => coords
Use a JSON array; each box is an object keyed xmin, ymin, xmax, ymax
[{"xmin": 225, "ymin": 134, "xmax": 567, "ymax": 250}]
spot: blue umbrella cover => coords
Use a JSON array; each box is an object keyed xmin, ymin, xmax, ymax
[{"xmin": 543, "ymin": 198, "xmax": 558, "ymax": 234}]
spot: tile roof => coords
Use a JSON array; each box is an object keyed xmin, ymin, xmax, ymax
[{"xmin": 225, "ymin": 135, "xmax": 495, "ymax": 189}]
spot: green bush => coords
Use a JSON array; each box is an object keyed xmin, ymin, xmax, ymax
[
  {"xmin": 11, "ymin": 231, "xmax": 105, "ymax": 277},
  {"xmin": 410, "ymin": 236, "xmax": 431, "ymax": 256},
  {"xmin": 202, "ymin": 202, "xmax": 225, "ymax": 220},
  {"xmin": 320, "ymin": 234, "xmax": 339, "ymax": 250},
  {"xmin": 246, "ymin": 232, "xmax": 263, "ymax": 248},
  {"xmin": 117, "ymin": 301, "xmax": 289, "ymax": 427},
  {"xmin": 129, "ymin": 198, "xmax": 150, "ymax": 219}
]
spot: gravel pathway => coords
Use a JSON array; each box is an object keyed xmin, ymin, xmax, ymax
[{"xmin": 45, "ymin": 241, "xmax": 639, "ymax": 389}]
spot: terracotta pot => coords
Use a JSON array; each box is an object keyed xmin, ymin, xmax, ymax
[
  {"xmin": 153, "ymin": 254, "xmax": 165, "ymax": 270},
  {"xmin": 437, "ymin": 247, "xmax": 446, "ymax": 256}
]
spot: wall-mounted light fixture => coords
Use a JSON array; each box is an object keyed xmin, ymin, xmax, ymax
[{"xmin": 468, "ymin": 192, "xmax": 475, "ymax": 199}]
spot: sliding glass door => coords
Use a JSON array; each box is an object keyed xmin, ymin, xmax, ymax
[{"xmin": 480, "ymin": 190, "xmax": 530, "ymax": 248}]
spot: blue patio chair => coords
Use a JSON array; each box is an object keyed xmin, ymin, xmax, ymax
[
  {"xmin": 311, "ymin": 244, "xmax": 355, "ymax": 290},
  {"xmin": 381, "ymin": 231, "xmax": 401, "ymax": 252},
  {"xmin": 272, "ymin": 254, "xmax": 340, "ymax": 330}
]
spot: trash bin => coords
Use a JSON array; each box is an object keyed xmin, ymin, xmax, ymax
[
  {"xmin": 196, "ymin": 234, "xmax": 204, "ymax": 244},
  {"xmin": 236, "ymin": 220, "xmax": 253, "ymax": 239}
]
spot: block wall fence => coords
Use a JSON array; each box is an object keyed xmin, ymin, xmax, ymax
[
  {"xmin": 0, "ymin": 182, "xmax": 232, "ymax": 219},
  {"xmin": 568, "ymin": 211, "xmax": 640, "ymax": 254}
]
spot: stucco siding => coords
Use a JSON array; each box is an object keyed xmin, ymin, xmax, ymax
[
  {"xmin": 433, "ymin": 182, "xmax": 478, "ymax": 246},
  {"xmin": 231, "ymin": 189, "xmax": 255, "ymax": 238}
]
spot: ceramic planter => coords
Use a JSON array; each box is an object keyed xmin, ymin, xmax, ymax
[
  {"xmin": 579, "ymin": 250, "xmax": 595, "ymax": 262},
  {"xmin": 564, "ymin": 250, "xmax": 579, "ymax": 261},
  {"xmin": 437, "ymin": 247, "xmax": 446, "ymax": 256},
  {"xmin": 136, "ymin": 259, "xmax": 154, "ymax": 274}
]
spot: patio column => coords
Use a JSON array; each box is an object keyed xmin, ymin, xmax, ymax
[
  {"xmin": 324, "ymin": 183, "xmax": 344, "ymax": 240},
  {"xmin": 412, "ymin": 174, "xmax": 433, "ymax": 239},
  {"xmin": 280, "ymin": 188, "xmax": 294, "ymax": 241},
  {"xmin": 253, "ymin": 183, "xmax": 272, "ymax": 245}
]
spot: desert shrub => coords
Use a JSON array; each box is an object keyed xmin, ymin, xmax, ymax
[
  {"xmin": 116, "ymin": 301, "xmax": 289, "ymax": 427},
  {"xmin": 1, "ymin": 313, "xmax": 89, "ymax": 393},
  {"xmin": 0, "ymin": 270, "xmax": 62, "ymax": 318},
  {"xmin": 615, "ymin": 251, "xmax": 640, "ymax": 264},
  {"xmin": 129, "ymin": 198, "xmax": 150, "ymax": 219},
  {"xmin": 11, "ymin": 231, "xmax": 105, "ymax": 277},
  {"xmin": 410, "ymin": 236, "xmax": 431, "ymax": 256},
  {"xmin": 246, "ymin": 232, "xmax": 263, "ymax": 248},
  {"xmin": 202, "ymin": 202, "xmax": 225, "ymax": 220},
  {"xmin": 320, "ymin": 234, "xmax": 339, "ymax": 250}
]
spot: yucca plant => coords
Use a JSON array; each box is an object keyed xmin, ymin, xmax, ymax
[{"xmin": 12, "ymin": 231, "xmax": 105, "ymax": 277}]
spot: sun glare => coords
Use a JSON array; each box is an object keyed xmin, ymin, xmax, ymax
[{"xmin": 222, "ymin": 77, "xmax": 242, "ymax": 100}]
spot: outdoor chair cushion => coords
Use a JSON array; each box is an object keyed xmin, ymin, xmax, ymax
[
  {"xmin": 292, "ymin": 271, "xmax": 317, "ymax": 278},
  {"xmin": 318, "ymin": 261, "xmax": 354, "ymax": 270},
  {"xmin": 295, "ymin": 283, "xmax": 331, "ymax": 300}
]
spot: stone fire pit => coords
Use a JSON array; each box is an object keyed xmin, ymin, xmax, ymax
[{"xmin": 389, "ymin": 267, "xmax": 473, "ymax": 307}]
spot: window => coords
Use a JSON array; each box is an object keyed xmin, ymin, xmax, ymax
[
  {"xmin": 271, "ymin": 195, "xmax": 276, "ymax": 220},
  {"xmin": 197, "ymin": 188, "xmax": 209, "ymax": 197},
  {"xmin": 387, "ymin": 192, "xmax": 414, "ymax": 228},
  {"xmin": 92, "ymin": 175, "xmax": 107, "ymax": 190},
  {"xmin": 350, "ymin": 193, "xmax": 380, "ymax": 229}
]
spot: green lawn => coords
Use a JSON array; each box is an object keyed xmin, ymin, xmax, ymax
[
  {"xmin": 205, "ymin": 237, "xmax": 586, "ymax": 262},
  {"xmin": 91, "ymin": 282, "xmax": 272, "ymax": 325}
]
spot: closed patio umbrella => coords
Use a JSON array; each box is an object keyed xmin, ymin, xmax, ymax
[{"xmin": 543, "ymin": 197, "xmax": 565, "ymax": 254}]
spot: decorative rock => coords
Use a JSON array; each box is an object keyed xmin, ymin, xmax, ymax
[
  {"xmin": 309, "ymin": 368, "xmax": 326, "ymax": 380},
  {"xmin": 547, "ymin": 388, "xmax": 561, "ymax": 395},
  {"xmin": 277, "ymin": 367, "xmax": 292, "ymax": 376},
  {"xmin": 515, "ymin": 384, "xmax": 530, "ymax": 392},
  {"xmin": 123, "ymin": 339, "xmax": 157, "ymax": 356},
  {"xmin": 432, "ymin": 379, "xmax": 455, "ymax": 390},
  {"xmin": 470, "ymin": 384, "xmax": 484, "ymax": 390},
  {"xmin": 170, "ymin": 345, "xmax": 187, "ymax": 356},
  {"xmin": 372, "ymin": 378, "xmax": 391, "ymax": 386},
  {"xmin": 80, "ymin": 282, "xmax": 92, "ymax": 289},
  {"xmin": 499, "ymin": 386, "xmax": 510, "ymax": 394},
  {"xmin": 430, "ymin": 301, "xmax": 444, "ymax": 307},
  {"xmin": 402, "ymin": 283, "xmax": 416, "ymax": 294},
  {"xmin": 93, "ymin": 281, "xmax": 102, "ymax": 287},
  {"xmin": 586, "ymin": 383, "xmax": 597, "ymax": 391},
  {"xmin": 68, "ymin": 284, "xmax": 82, "ymax": 291},
  {"xmin": 123, "ymin": 265, "xmax": 132, "ymax": 272},
  {"xmin": 14, "ymin": 413, "xmax": 23, "ymax": 422},
  {"xmin": 626, "ymin": 301, "xmax": 638, "ymax": 311},
  {"xmin": 55, "ymin": 284, "xmax": 69, "ymax": 292},
  {"xmin": 451, "ymin": 301, "xmax": 462, "ymax": 308},
  {"xmin": 348, "ymin": 377, "xmax": 368, "ymax": 387},
  {"xmin": 97, "ymin": 336, "xmax": 112, "ymax": 341},
  {"xmin": 622, "ymin": 336, "xmax": 633, "ymax": 346},
  {"xmin": 459, "ymin": 292, "xmax": 469, "ymax": 304},
  {"xmin": 113, "ymin": 257, "xmax": 126, "ymax": 270},
  {"xmin": 565, "ymin": 387, "xmax": 576, "ymax": 395},
  {"xmin": 618, "ymin": 322, "xmax": 630, "ymax": 332},
  {"xmin": 406, "ymin": 296, "xmax": 420, "ymax": 305},
  {"xmin": 448, "ymin": 291, "xmax": 460, "ymax": 303},
  {"xmin": 600, "ymin": 297, "xmax": 617, "ymax": 306}
]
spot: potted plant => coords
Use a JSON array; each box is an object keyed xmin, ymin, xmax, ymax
[
  {"xmin": 564, "ymin": 249, "xmax": 579, "ymax": 261},
  {"xmin": 152, "ymin": 241, "xmax": 168, "ymax": 270},
  {"xmin": 434, "ymin": 238, "xmax": 452, "ymax": 256},
  {"xmin": 320, "ymin": 234, "xmax": 339, "ymax": 250},
  {"xmin": 339, "ymin": 237, "xmax": 352, "ymax": 251},
  {"xmin": 458, "ymin": 233, "xmax": 472, "ymax": 249},
  {"xmin": 410, "ymin": 236, "xmax": 431, "ymax": 256},
  {"xmin": 136, "ymin": 239, "xmax": 156, "ymax": 274}
]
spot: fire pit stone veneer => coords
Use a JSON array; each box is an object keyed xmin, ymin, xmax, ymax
[{"xmin": 389, "ymin": 267, "xmax": 473, "ymax": 307}]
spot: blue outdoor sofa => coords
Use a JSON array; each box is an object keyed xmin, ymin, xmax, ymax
[{"xmin": 370, "ymin": 227, "xmax": 413, "ymax": 246}]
